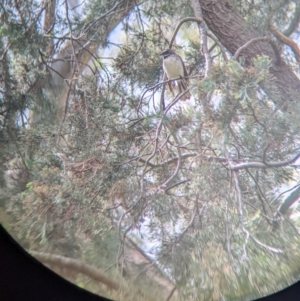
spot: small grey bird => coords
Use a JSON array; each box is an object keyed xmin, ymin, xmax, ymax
[{"xmin": 160, "ymin": 49, "xmax": 191, "ymax": 101}]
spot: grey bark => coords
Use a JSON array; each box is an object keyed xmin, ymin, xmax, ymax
[{"xmin": 199, "ymin": 0, "xmax": 300, "ymax": 104}]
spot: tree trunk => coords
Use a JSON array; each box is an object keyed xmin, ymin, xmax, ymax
[{"xmin": 199, "ymin": 0, "xmax": 300, "ymax": 104}]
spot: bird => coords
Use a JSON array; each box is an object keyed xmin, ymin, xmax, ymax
[{"xmin": 160, "ymin": 49, "xmax": 191, "ymax": 101}]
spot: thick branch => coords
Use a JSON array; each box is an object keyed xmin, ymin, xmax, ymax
[
  {"xmin": 30, "ymin": 251, "xmax": 120, "ymax": 291},
  {"xmin": 137, "ymin": 151, "xmax": 300, "ymax": 171},
  {"xmin": 43, "ymin": 0, "xmax": 56, "ymax": 34},
  {"xmin": 277, "ymin": 186, "xmax": 300, "ymax": 216},
  {"xmin": 137, "ymin": 153, "xmax": 227, "ymax": 168},
  {"xmin": 43, "ymin": 0, "xmax": 56, "ymax": 56},
  {"xmin": 230, "ymin": 152, "xmax": 300, "ymax": 170}
]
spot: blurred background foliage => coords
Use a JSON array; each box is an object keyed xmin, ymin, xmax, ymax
[{"xmin": 1, "ymin": 0, "xmax": 300, "ymax": 300}]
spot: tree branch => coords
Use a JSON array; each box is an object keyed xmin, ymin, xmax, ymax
[
  {"xmin": 233, "ymin": 37, "xmax": 270, "ymax": 60},
  {"xmin": 249, "ymin": 235, "xmax": 284, "ymax": 254},
  {"xmin": 277, "ymin": 186, "xmax": 300, "ymax": 216},
  {"xmin": 206, "ymin": 32, "xmax": 228, "ymax": 62},
  {"xmin": 269, "ymin": 22, "xmax": 300, "ymax": 62},
  {"xmin": 166, "ymin": 286, "xmax": 177, "ymax": 301},
  {"xmin": 169, "ymin": 17, "xmax": 202, "ymax": 48},
  {"xmin": 43, "ymin": 0, "xmax": 56, "ymax": 56},
  {"xmin": 230, "ymin": 152, "xmax": 300, "ymax": 170},
  {"xmin": 137, "ymin": 153, "xmax": 227, "ymax": 168},
  {"xmin": 30, "ymin": 251, "xmax": 120, "ymax": 291},
  {"xmin": 190, "ymin": 0, "xmax": 211, "ymax": 77},
  {"xmin": 283, "ymin": 3, "xmax": 300, "ymax": 37}
]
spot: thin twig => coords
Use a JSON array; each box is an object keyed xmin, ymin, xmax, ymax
[
  {"xmin": 206, "ymin": 32, "xmax": 228, "ymax": 62},
  {"xmin": 159, "ymin": 130, "xmax": 182, "ymax": 188}
]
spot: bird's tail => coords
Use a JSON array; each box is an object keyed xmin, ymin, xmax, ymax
[{"xmin": 178, "ymin": 80, "xmax": 191, "ymax": 101}]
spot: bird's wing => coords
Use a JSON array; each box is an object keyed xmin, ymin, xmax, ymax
[{"xmin": 178, "ymin": 56, "xmax": 189, "ymax": 86}]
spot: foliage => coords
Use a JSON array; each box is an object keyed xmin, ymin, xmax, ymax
[{"xmin": 1, "ymin": 0, "xmax": 300, "ymax": 300}]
